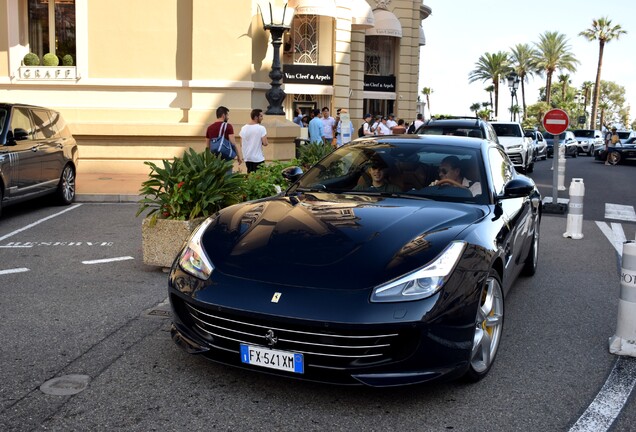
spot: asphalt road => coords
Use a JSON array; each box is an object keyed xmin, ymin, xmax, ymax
[{"xmin": 0, "ymin": 155, "xmax": 635, "ymax": 431}]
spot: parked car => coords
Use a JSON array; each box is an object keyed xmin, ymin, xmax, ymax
[
  {"xmin": 0, "ymin": 103, "xmax": 78, "ymax": 217},
  {"xmin": 524, "ymin": 129, "xmax": 547, "ymax": 161},
  {"xmin": 491, "ymin": 121, "xmax": 534, "ymax": 173},
  {"xmin": 169, "ymin": 134, "xmax": 542, "ymax": 386},
  {"xmin": 594, "ymin": 137, "xmax": 636, "ymax": 165},
  {"xmin": 544, "ymin": 131, "xmax": 578, "ymax": 158},
  {"xmin": 415, "ymin": 116, "xmax": 500, "ymax": 144},
  {"xmin": 572, "ymin": 129, "xmax": 603, "ymax": 156},
  {"xmin": 616, "ymin": 130, "xmax": 635, "ymax": 142}
]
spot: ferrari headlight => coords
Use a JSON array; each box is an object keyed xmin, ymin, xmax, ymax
[
  {"xmin": 178, "ymin": 217, "xmax": 215, "ymax": 280},
  {"xmin": 371, "ymin": 241, "xmax": 466, "ymax": 303}
]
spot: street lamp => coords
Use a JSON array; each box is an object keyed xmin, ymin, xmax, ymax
[
  {"xmin": 258, "ymin": 2, "xmax": 295, "ymax": 115},
  {"xmin": 506, "ymin": 71, "xmax": 520, "ymax": 121}
]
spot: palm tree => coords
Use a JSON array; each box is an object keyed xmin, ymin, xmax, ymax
[
  {"xmin": 533, "ymin": 31, "xmax": 579, "ymax": 106},
  {"xmin": 421, "ymin": 87, "xmax": 433, "ymax": 118},
  {"xmin": 557, "ymin": 74, "xmax": 571, "ymax": 101},
  {"xmin": 580, "ymin": 17, "xmax": 627, "ymax": 129},
  {"xmin": 581, "ymin": 81, "xmax": 594, "ymax": 127},
  {"xmin": 468, "ymin": 51, "xmax": 510, "ymax": 119},
  {"xmin": 470, "ymin": 103, "xmax": 481, "ymax": 116},
  {"xmin": 484, "ymin": 85, "xmax": 495, "ymax": 110},
  {"xmin": 509, "ymin": 43, "xmax": 537, "ymax": 120}
]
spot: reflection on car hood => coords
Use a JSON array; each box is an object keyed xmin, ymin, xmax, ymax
[
  {"xmin": 498, "ymin": 136, "xmax": 525, "ymax": 148},
  {"xmin": 202, "ymin": 193, "xmax": 488, "ymax": 289}
]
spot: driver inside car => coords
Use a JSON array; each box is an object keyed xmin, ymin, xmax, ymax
[{"xmin": 429, "ymin": 155, "xmax": 481, "ymax": 197}]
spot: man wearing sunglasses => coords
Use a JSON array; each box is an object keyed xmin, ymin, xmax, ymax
[{"xmin": 430, "ymin": 155, "xmax": 481, "ymax": 197}]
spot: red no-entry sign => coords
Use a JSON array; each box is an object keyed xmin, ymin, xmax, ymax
[{"xmin": 542, "ymin": 109, "xmax": 570, "ymax": 135}]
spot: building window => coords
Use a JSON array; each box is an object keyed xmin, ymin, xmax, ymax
[
  {"xmin": 292, "ymin": 15, "xmax": 318, "ymax": 65},
  {"xmin": 28, "ymin": 0, "xmax": 76, "ymax": 63},
  {"xmin": 364, "ymin": 36, "xmax": 395, "ymax": 76}
]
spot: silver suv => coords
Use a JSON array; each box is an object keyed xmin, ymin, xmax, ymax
[
  {"xmin": 0, "ymin": 103, "xmax": 78, "ymax": 217},
  {"xmin": 491, "ymin": 121, "xmax": 534, "ymax": 173},
  {"xmin": 572, "ymin": 129, "xmax": 603, "ymax": 156}
]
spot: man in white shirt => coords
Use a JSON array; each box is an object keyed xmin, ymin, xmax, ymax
[
  {"xmin": 376, "ymin": 116, "xmax": 391, "ymax": 135},
  {"xmin": 408, "ymin": 113, "xmax": 425, "ymax": 133},
  {"xmin": 239, "ymin": 108, "xmax": 269, "ymax": 173},
  {"xmin": 320, "ymin": 107, "xmax": 336, "ymax": 147},
  {"xmin": 386, "ymin": 113, "xmax": 397, "ymax": 134}
]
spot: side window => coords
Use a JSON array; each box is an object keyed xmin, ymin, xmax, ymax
[
  {"xmin": 487, "ymin": 124, "xmax": 500, "ymax": 144},
  {"xmin": 49, "ymin": 111, "xmax": 71, "ymax": 138},
  {"xmin": 28, "ymin": 0, "xmax": 76, "ymax": 64},
  {"xmin": 488, "ymin": 147, "xmax": 514, "ymax": 195},
  {"xmin": 31, "ymin": 109, "xmax": 56, "ymax": 139},
  {"xmin": 10, "ymin": 108, "xmax": 34, "ymax": 141}
]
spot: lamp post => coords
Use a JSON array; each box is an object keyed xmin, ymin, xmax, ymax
[
  {"xmin": 258, "ymin": 2, "xmax": 295, "ymax": 115},
  {"xmin": 506, "ymin": 71, "xmax": 520, "ymax": 122}
]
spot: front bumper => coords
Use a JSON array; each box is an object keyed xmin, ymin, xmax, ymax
[{"xmin": 168, "ymin": 265, "xmax": 485, "ymax": 387}]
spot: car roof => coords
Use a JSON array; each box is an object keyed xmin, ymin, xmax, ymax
[
  {"xmin": 355, "ymin": 133, "xmax": 491, "ymax": 150},
  {"xmin": 422, "ymin": 117, "xmax": 488, "ymax": 127}
]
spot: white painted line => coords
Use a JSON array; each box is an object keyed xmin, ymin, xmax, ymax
[
  {"xmin": 595, "ymin": 222, "xmax": 626, "ymax": 255},
  {"xmin": 546, "ymin": 119, "xmax": 567, "ymax": 125},
  {"xmin": 605, "ymin": 203, "xmax": 636, "ymax": 222},
  {"xmin": 0, "ymin": 204, "xmax": 83, "ymax": 242},
  {"xmin": 82, "ymin": 256, "xmax": 134, "ymax": 265},
  {"xmin": 568, "ymin": 357, "xmax": 636, "ymax": 432},
  {"xmin": 543, "ymin": 196, "xmax": 569, "ymax": 204},
  {"xmin": 0, "ymin": 245, "xmax": 33, "ymax": 248},
  {"xmin": 0, "ymin": 268, "xmax": 30, "ymax": 275}
]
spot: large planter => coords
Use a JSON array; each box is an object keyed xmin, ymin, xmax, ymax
[{"xmin": 141, "ymin": 217, "xmax": 204, "ymax": 268}]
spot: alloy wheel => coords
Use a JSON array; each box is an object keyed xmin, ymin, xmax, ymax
[
  {"xmin": 469, "ymin": 272, "xmax": 504, "ymax": 376},
  {"xmin": 58, "ymin": 165, "xmax": 76, "ymax": 204}
]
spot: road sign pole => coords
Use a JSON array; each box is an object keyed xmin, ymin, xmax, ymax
[{"xmin": 542, "ymin": 109, "xmax": 570, "ymax": 214}]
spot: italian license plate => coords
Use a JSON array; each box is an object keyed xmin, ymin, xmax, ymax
[{"xmin": 240, "ymin": 344, "xmax": 304, "ymax": 374}]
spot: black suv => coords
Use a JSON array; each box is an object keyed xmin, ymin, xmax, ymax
[
  {"xmin": 0, "ymin": 103, "xmax": 79, "ymax": 217},
  {"xmin": 414, "ymin": 117, "xmax": 500, "ymax": 144}
]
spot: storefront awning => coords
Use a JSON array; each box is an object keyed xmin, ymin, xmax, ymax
[
  {"xmin": 419, "ymin": 26, "xmax": 426, "ymax": 46},
  {"xmin": 365, "ymin": 8, "xmax": 402, "ymax": 38},
  {"xmin": 288, "ymin": 0, "xmax": 337, "ymax": 18},
  {"xmin": 351, "ymin": 0, "xmax": 374, "ymax": 29}
]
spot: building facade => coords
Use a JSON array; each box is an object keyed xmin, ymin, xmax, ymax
[{"xmin": 0, "ymin": 0, "xmax": 432, "ymax": 176}]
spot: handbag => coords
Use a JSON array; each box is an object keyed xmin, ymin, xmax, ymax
[{"xmin": 209, "ymin": 122, "xmax": 236, "ymax": 160}]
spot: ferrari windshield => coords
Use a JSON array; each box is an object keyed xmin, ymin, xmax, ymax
[{"xmin": 292, "ymin": 142, "xmax": 487, "ymax": 204}]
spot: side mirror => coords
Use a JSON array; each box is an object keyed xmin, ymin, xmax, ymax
[
  {"xmin": 10, "ymin": 128, "xmax": 30, "ymax": 142},
  {"xmin": 281, "ymin": 166, "xmax": 303, "ymax": 183},
  {"xmin": 499, "ymin": 177, "xmax": 535, "ymax": 199}
]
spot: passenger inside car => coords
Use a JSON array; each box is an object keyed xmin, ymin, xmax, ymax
[{"xmin": 428, "ymin": 155, "xmax": 481, "ymax": 197}]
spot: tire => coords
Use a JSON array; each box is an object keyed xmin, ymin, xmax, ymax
[
  {"xmin": 0, "ymin": 187, "xmax": 3, "ymax": 218},
  {"xmin": 609, "ymin": 151, "xmax": 621, "ymax": 165},
  {"xmin": 522, "ymin": 221, "xmax": 540, "ymax": 276},
  {"xmin": 465, "ymin": 270, "xmax": 504, "ymax": 382},
  {"xmin": 587, "ymin": 146, "xmax": 594, "ymax": 156},
  {"xmin": 526, "ymin": 160, "xmax": 534, "ymax": 173},
  {"xmin": 56, "ymin": 165, "xmax": 76, "ymax": 205}
]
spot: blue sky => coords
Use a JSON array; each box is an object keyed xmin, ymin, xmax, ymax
[{"xmin": 419, "ymin": 0, "xmax": 635, "ymax": 123}]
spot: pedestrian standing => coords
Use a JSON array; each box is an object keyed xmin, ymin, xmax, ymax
[
  {"xmin": 392, "ymin": 118, "xmax": 407, "ymax": 134},
  {"xmin": 320, "ymin": 107, "xmax": 336, "ymax": 146},
  {"xmin": 206, "ymin": 106, "xmax": 243, "ymax": 169},
  {"xmin": 376, "ymin": 116, "xmax": 391, "ymax": 135},
  {"xmin": 386, "ymin": 113, "xmax": 397, "ymax": 134},
  {"xmin": 239, "ymin": 108, "xmax": 269, "ymax": 173},
  {"xmin": 308, "ymin": 108, "xmax": 324, "ymax": 145},
  {"xmin": 606, "ymin": 126, "xmax": 620, "ymax": 165},
  {"xmin": 292, "ymin": 108, "xmax": 303, "ymax": 126}
]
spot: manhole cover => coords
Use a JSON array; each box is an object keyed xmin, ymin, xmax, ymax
[{"xmin": 40, "ymin": 374, "xmax": 90, "ymax": 396}]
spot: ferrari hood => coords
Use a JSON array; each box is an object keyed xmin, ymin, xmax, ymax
[{"xmin": 201, "ymin": 193, "xmax": 488, "ymax": 289}]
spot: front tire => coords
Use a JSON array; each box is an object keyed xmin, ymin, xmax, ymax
[
  {"xmin": 608, "ymin": 151, "xmax": 621, "ymax": 165},
  {"xmin": 465, "ymin": 270, "xmax": 504, "ymax": 382},
  {"xmin": 522, "ymin": 222, "xmax": 540, "ymax": 276},
  {"xmin": 56, "ymin": 165, "xmax": 76, "ymax": 205}
]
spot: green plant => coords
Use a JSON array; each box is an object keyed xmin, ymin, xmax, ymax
[
  {"xmin": 43, "ymin": 53, "xmax": 59, "ymax": 66},
  {"xmin": 297, "ymin": 142, "xmax": 332, "ymax": 170},
  {"xmin": 136, "ymin": 148, "xmax": 245, "ymax": 226},
  {"xmin": 23, "ymin": 52, "xmax": 40, "ymax": 66},
  {"xmin": 243, "ymin": 160, "xmax": 298, "ymax": 201},
  {"xmin": 62, "ymin": 54, "xmax": 74, "ymax": 66}
]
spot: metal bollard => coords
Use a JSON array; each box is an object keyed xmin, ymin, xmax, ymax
[
  {"xmin": 563, "ymin": 178, "xmax": 584, "ymax": 239},
  {"xmin": 609, "ymin": 241, "xmax": 636, "ymax": 357}
]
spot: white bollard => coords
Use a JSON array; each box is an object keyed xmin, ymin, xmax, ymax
[
  {"xmin": 563, "ymin": 178, "xmax": 584, "ymax": 239},
  {"xmin": 609, "ymin": 241, "xmax": 636, "ymax": 357},
  {"xmin": 557, "ymin": 154, "xmax": 566, "ymax": 191}
]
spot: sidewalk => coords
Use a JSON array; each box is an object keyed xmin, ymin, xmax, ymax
[{"xmin": 76, "ymin": 171, "xmax": 146, "ymax": 203}]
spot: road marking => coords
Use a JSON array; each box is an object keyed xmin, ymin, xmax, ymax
[
  {"xmin": 605, "ymin": 203, "xmax": 636, "ymax": 222},
  {"xmin": 0, "ymin": 204, "xmax": 83, "ymax": 242},
  {"xmin": 82, "ymin": 256, "xmax": 134, "ymax": 265},
  {"xmin": 595, "ymin": 222, "xmax": 626, "ymax": 255},
  {"xmin": 542, "ymin": 196, "xmax": 569, "ymax": 204},
  {"xmin": 569, "ymin": 357, "xmax": 636, "ymax": 432},
  {"xmin": 0, "ymin": 268, "xmax": 30, "ymax": 275}
]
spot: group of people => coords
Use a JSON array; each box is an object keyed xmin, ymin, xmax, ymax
[
  {"xmin": 205, "ymin": 106, "xmax": 269, "ymax": 174},
  {"xmin": 297, "ymin": 108, "xmax": 427, "ymax": 149}
]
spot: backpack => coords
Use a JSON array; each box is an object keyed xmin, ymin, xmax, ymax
[
  {"xmin": 358, "ymin": 122, "xmax": 366, "ymax": 137},
  {"xmin": 407, "ymin": 123, "xmax": 416, "ymax": 134}
]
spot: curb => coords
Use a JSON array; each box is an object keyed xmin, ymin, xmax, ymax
[{"xmin": 76, "ymin": 194, "xmax": 141, "ymax": 203}]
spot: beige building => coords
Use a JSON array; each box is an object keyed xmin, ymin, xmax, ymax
[{"xmin": 0, "ymin": 0, "xmax": 431, "ymax": 176}]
